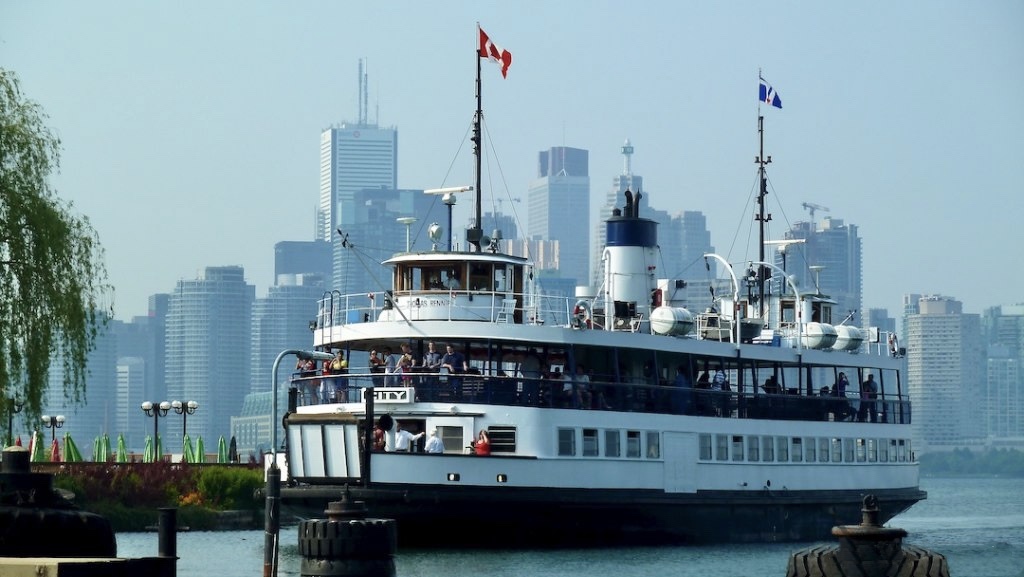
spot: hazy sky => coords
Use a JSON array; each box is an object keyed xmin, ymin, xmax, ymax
[{"xmin": 4, "ymin": 2, "xmax": 1022, "ymax": 321}]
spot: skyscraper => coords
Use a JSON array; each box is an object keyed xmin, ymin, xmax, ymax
[
  {"xmin": 905, "ymin": 295, "xmax": 984, "ymax": 449},
  {"xmin": 319, "ymin": 63, "xmax": 398, "ymax": 292},
  {"xmin": 527, "ymin": 146, "xmax": 589, "ymax": 285},
  {"xmin": 779, "ymin": 217, "xmax": 862, "ymax": 326},
  {"xmin": 164, "ymin": 266, "xmax": 255, "ymax": 446}
]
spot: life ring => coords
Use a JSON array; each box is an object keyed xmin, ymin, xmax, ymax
[{"xmin": 888, "ymin": 334, "xmax": 900, "ymax": 357}]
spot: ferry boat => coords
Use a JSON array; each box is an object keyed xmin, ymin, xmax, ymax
[{"xmin": 278, "ymin": 53, "xmax": 924, "ymax": 546}]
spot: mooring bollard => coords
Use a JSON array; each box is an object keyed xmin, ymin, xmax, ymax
[
  {"xmin": 297, "ymin": 488, "xmax": 397, "ymax": 577},
  {"xmin": 786, "ymin": 494, "xmax": 949, "ymax": 577}
]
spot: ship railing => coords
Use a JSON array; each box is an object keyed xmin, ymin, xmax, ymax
[
  {"xmin": 287, "ymin": 370, "xmax": 911, "ymax": 425},
  {"xmin": 315, "ymin": 290, "xmax": 579, "ymax": 328}
]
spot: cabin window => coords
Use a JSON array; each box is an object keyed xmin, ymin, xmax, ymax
[
  {"xmin": 776, "ymin": 437, "xmax": 789, "ymax": 462},
  {"xmin": 761, "ymin": 436, "xmax": 774, "ymax": 462},
  {"xmin": 715, "ymin": 434, "xmax": 729, "ymax": 461},
  {"xmin": 582, "ymin": 428, "xmax": 599, "ymax": 457},
  {"xmin": 437, "ymin": 426, "xmax": 464, "ymax": 452},
  {"xmin": 469, "ymin": 263, "xmax": 493, "ymax": 291},
  {"xmin": 557, "ymin": 428, "xmax": 575, "ymax": 456},
  {"xmin": 699, "ymin": 434, "xmax": 712, "ymax": 460},
  {"xmin": 606, "ymin": 430, "xmax": 621, "ymax": 458},
  {"xmin": 731, "ymin": 436, "xmax": 744, "ymax": 462},
  {"xmin": 818, "ymin": 438, "xmax": 830, "ymax": 463},
  {"xmin": 879, "ymin": 438, "xmax": 890, "ymax": 462},
  {"xmin": 747, "ymin": 436, "xmax": 760, "ymax": 462},
  {"xmin": 830, "ymin": 438, "xmax": 842, "ymax": 462},
  {"xmin": 646, "ymin": 431, "xmax": 660, "ymax": 459},
  {"xmin": 867, "ymin": 438, "xmax": 877, "ymax": 462},
  {"xmin": 488, "ymin": 426, "xmax": 516, "ymax": 454},
  {"xmin": 907, "ymin": 439, "xmax": 913, "ymax": 462},
  {"xmin": 843, "ymin": 438, "xmax": 855, "ymax": 463},
  {"xmin": 889, "ymin": 439, "xmax": 898, "ymax": 462},
  {"xmin": 626, "ymin": 431, "xmax": 641, "ymax": 458},
  {"xmin": 855, "ymin": 438, "xmax": 866, "ymax": 462},
  {"xmin": 791, "ymin": 438, "xmax": 803, "ymax": 462},
  {"xmin": 897, "ymin": 439, "xmax": 907, "ymax": 462},
  {"xmin": 804, "ymin": 437, "xmax": 816, "ymax": 462}
]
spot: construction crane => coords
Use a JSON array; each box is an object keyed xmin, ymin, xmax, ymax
[
  {"xmin": 801, "ymin": 202, "xmax": 830, "ymax": 221},
  {"xmin": 495, "ymin": 197, "xmax": 521, "ymax": 214}
]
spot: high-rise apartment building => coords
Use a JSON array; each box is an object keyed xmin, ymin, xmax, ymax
[
  {"xmin": 527, "ymin": 146, "xmax": 589, "ymax": 284},
  {"xmin": 164, "ymin": 266, "xmax": 255, "ymax": 446},
  {"xmin": 780, "ymin": 217, "xmax": 862, "ymax": 326},
  {"xmin": 905, "ymin": 295, "xmax": 984, "ymax": 450},
  {"xmin": 981, "ymin": 304, "xmax": 1024, "ymax": 441},
  {"xmin": 275, "ymin": 240, "xmax": 332, "ymax": 284}
]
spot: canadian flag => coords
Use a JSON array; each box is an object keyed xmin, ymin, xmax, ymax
[{"xmin": 479, "ymin": 27, "xmax": 512, "ymax": 78}]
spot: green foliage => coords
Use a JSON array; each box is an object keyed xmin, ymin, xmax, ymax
[
  {"xmin": 196, "ymin": 466, "xmax": 264, "ymax": 510},
  {"xmin": 1, "ymin": 68, "xmax": 111, "ymax": 420},
  {"xmin": 920, "ymin": 448, "xmax": 1024, "ymax": 477}
]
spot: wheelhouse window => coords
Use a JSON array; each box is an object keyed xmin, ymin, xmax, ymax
[
  {"xmin": 558, "ymin": 428, "xmax": 575, "ymax": 456},
  {"xmin": 582, "ymin": 428, "xmax": 599, "ymax": 457},
  {"xmin": 605, "ymin": 430, "xmax": 621, "ymax": 458}
]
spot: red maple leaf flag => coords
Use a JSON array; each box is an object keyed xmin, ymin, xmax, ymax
[{"xmin": 479, "ymin": 26, "xmax": 512, "ymax": 78}]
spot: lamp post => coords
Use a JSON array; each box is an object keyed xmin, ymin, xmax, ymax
[
  {"xmin": 6, "ymin": 396, "xmax": 24, "ymax": 446},
  {"xmin": 40, "ymin": 414, "xmax": 65, "ymax": 442},
  {"xmin": 265, "ymin": 349, "xmax": 333, "ymax": 577},
  {"xmin": 141, "ymin": 401, "xmax": 171, "ymax": 462},
  {"xmin": 172, "ymin": 400, "xmax": 198, "ymax": 440}
]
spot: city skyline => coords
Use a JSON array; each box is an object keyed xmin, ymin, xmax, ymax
[{"xmin": 3, "ymin": 3, "xmax": 1022, "ymax": 320}]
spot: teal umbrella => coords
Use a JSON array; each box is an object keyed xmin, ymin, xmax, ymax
[
  {"xmin": 196, "ymin": 436, "xmax": 206, "ymax": 463},
  {"xmin": 142, "ymin": 435, "xmax": 153, "ymax": 463},
  {"xmin": 217, "ymin": 435, "xmax": 228, "ymax": 463},
  {"xmin": 182, "ymin": 433, "xmax": 195, "ymax": 463},
  {"xmin": 116, "ymin": 434, "xmax": 128, "ymax": 463},
  {"xmin": 101, "ymin": 433, "xmax": 111, "ymax": 463}
]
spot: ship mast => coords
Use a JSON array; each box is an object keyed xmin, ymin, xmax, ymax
[
  {"xmin": 468, "ymin": 46, "xmax": 484, "ymax": 252},
  {"xmin": 755, "ymin": 114, "xmax": 772, "ymax": 317}
]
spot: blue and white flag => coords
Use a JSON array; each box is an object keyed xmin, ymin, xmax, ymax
[{"xmin": 759, "ymin": 76, "xmax": 782, "ymax": 109}]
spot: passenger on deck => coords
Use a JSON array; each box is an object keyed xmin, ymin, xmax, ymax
[
  {"xmin": 671, "ymin": 365, "xmax": 693, "ymax": 414},
  {"xmin": 859, "ymin": 374, "xmax": 878, "ymax": 423},
  {"xmin": 393, "ymin": 422, "xmax": 425, "ymax": 452},
  {"xmin": 296, "ymin": 357, "xmax": 319, "ymax": 405},
  {"xmin": 762, "ymin": 376, "xmax": 780, "ymax": 395},
  {"xmin": 368, "ymin": 350, "xmax": 385, "ymax": 386},
  {"xmin": 573, "ymin": 363, "xmax": 592, "ymax": 408},
  {"xmin": 441, "ymin": 344, "xmax": 467, "ymax": 399},
  {"xmin": 444, "ymin": 269, "xmax": 461, "ymax": 290},
  {"xmin": 383, "ymin": 347, "xmax": 399, "ymax": 387},
  {"xmin": 473, "ymin": 429, "xmax": 491, "ymax": 456},
  {"xmin": 424, "ymin": 429, "xmax": 444, "ymax": 453}
]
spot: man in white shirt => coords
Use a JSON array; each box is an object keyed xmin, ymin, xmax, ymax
[
  {"xmin": 393, "ymin": 422, "xmax": 425, "ymax": 452},
  {"xmin": 424, "ymin": 430, "xmax": 444, "ymax": 453}
]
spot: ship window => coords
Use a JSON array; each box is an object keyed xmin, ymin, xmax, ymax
[
  {"xmin": 791, "ymin": 438, "xmax": 803, "ymax": 462},
  {"xmin": 819, "ymin": 438, "xmax": 830, "ymax": 463},
  {"xmin": 582, "ymin": 428, "xmax": 599, "ymax": 457},
  {"xmin": 804, "ymin": 437, "xmax": 816, "ymax": 462},
  {"xmin": 907, "ymin": 439, "xmax": 913, "ymax": 462},
  {"xmin": 699, "ymin": 434, "xmax": 712, "ymax": 460},
  {"xmin": 843, "ymin": 438, "xmax": 855, "ymax": 463},
  {"xmin": 776, "ymin": 436, "xmax": 789, "ymax": 462},
  {"xmin": 889, "ymin": 439, "xmax": 898, "ymax": 462},
  {"xmin": 715, "ymin": 434, "xmax": 729, "ymax": 461},
  {"xmin": 488, "ymin": 426, "xmax": 516, "ymax": 454},
  {"xmin": 761, "ymin": 436, "xmax": 774, "ymax": 462},
  {"xmin": 731, "ymin": 436, "xmax": 744, "ymax": 461},
  {"xmin": 855, "ymin": 438, "xmax": 866, "ymax": 462},
  {"xmin": 606, "ymin": 430, "xmax": 621, "ymax": 457},
  {"xmin": 747, "ymin": 436, "xmax": 759, "ymax": 462},
  {"xmin": 830, "ymin": 438, "xmax": 842, "ymax": 462},
  {"xmin": 867, "ymin": 438, "xmax": 877, "ymax": 462},
  {"xmin": 879, "ymin": 438, "xmax": 890, "ymax": 462},
  {"xmin": 626, "ymin": 431, "xmax": 641, "ymax": 458},
  {"xmin": 897, "ymin": 439, "xmax": 907, "ymax": 462},
  {"xmin": 438, "ymin": 426, "xmax": 464, "ymax": 452},
  {"xmin": 646, "ymin": 431, "xmax": 660, "ymax": 459},
  {"xmin": 557, "ymin": 428, "xmax": 575, "ymax": 456}
]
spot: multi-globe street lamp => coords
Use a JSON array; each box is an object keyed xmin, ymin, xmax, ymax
[
  {"xmin": 141, "ymin": 401, "xmax": 171, "ymax": 462},
  {"xmin": 6, "ymin": 396, "xmax": 24, "ymax": 446},
  {"xmin": 40, "ymin": 414, "xmax": 65, "ymax": 442},
  {"xmin": 171, "ymin": 400, "xmax": 198, "ymax": 440}
]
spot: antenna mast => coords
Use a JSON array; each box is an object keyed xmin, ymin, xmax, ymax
[
  {"xmin": 468, "ymin": 38, "xmax": 484, "ymax": 251},
  {"xmin": 755, "ymin": 114, "xmax": 773, "ymax": 316}
]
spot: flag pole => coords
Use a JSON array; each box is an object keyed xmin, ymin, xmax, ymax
[{"xmin": 469, "ymin": 24, "xmax": 484, "ymax": 252}]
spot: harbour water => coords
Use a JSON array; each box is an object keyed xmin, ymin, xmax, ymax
[{"xmin": 116, "ymin": 476, "xmax": 1024, "ymax": 577}]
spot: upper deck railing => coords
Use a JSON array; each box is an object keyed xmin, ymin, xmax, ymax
[{"xmin": 290, "ymin": 369, "xmax": 910, "ymax": 425}]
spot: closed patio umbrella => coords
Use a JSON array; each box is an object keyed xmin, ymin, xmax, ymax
[
  {"xmin": 217, "ymin": 435, "xmax": 228, "ymax": 463},
  {"xmin": 228, "ymin": 436, "xmax": 238, "ymax": 463},
  {"xmin": 29, "ymin": 431, "xmax": 44, "ymax": 462},
  {"xmin": 155, "ymin": 433, "xmax": 163, "ymax": 462},
  {"xmin": 196, "ymin": 436, "xmax": 206, "ymax": 463},
  {"xmin": 64, "ymin": 433, "xmax": 84, "ymax": 462},
  {"xmin": 142, "ymin": 435, "xmax": 153, "ymax": 463},
  {"xmin": 101, "ymin": 433, "xmax": 111, "ymax": 463},
  {"xmin": 92, "ymin": 436, "xmax": 101, "ymax": 462},
  {"xmin": 116, "ymin": 434, "xmax": 128, "ymax": 463},
  {"xmin": 182, "ymin": 433, "xmax": 195, "ymax": 463},
  {"xmin": 49, "ymin": 438, "xmax": 60, "ymax": 462}
]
